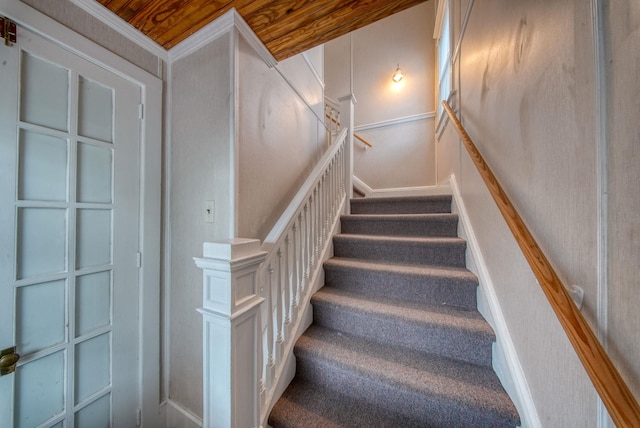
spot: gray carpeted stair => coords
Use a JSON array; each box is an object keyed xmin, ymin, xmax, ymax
[{"xmin": 269, "ymin": 195, "xmax": 520, "ymax": 427}]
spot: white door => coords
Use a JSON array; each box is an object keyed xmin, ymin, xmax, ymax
[{"xmin": 0, "ymin": 25, "xmax": 142, "ymax": 428}]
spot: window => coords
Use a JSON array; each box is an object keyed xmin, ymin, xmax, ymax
[{"xmin": 434, "ymin": 0, "xmax": 452, "ymax": 126}]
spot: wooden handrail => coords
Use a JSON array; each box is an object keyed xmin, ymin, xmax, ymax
[
  {"xmin": 442, "ymin": 100, "xmax": 640, "ymax": 426},
  {"xmin": 325, "ymin": 113, "xmax": 341, "ymax": 127},
  {"xmin": 354, "ymin": 132, "xmax": 373, "ymax": 148}
]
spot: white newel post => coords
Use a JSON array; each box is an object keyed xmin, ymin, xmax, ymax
[
  {"xmin": 339, "ymin": 93, "xmax": 356, "ymax": 207},
  {"xmin": 194, "ymin": 239, "xmax": 267, "ymax": 428}
]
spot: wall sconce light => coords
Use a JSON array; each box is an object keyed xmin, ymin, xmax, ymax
[{"xmin": 392, "ymin": 64, "xmax": 403, "ymax": 82}]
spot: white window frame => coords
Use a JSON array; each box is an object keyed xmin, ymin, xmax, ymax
[{"xmin": 434, "ymin": 0, "xmax": 452, "ymax": 131}]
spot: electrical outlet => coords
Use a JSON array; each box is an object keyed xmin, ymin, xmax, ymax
[{"xmin": 204, "ymin": 200, "xmax": 214, "ymax": 223}]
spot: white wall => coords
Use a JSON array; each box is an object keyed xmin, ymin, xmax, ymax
[
  {"xmin": 169, "ymin": 21, "xmax": 328, "ymax": 419},
  {"xmin": 325, "ymin": 2, "xmax": 436, "ymax": 191},
  {"xmin": 438, "ymin": 0, "xmax": 640, "ymax": 425},
  {"xmin": 606, "ymin": 0, "xmax": 640, "ymax": 404},
  {"xmin": 20, "ymin": 0, "xmax": 162, "ymax": 77},
  {"xmin": 237, "ymin": 41, "xmax": 327, "ymax": 240},
  {"xmin": 170, "ymin": 32, "xmax": 234, "ymax": 418}
]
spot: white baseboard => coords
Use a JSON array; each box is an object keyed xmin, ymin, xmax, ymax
[
  {"xmin": 447, "ymin": 174, "xmax": 541, "ymax": 428},
  {"xmin": 163, "ymin": 399, "xmax": 203, "ymax": 428},
  {"xmin": 352, "ymin": 176, "xmax": 373, "ymax": 197},
  {"xmin": 352, "ymin": 176, "xmax": 452, "ymax": 198}
]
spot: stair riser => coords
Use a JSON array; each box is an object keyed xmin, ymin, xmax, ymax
[
  {"xmin": 324, "ymin": 267, "xmax": 478, "ymax": 310},
  {"xmin": 333, "ymin": 238, "xmax": 466, "ymax": 268},
  {"xmin": 350, "ymin": 200, "xmax": 451, "ymax": 215},
  {"xmin": 311, "ymin": 300, "xmax": 494, "ymax": 367},
  {"xmin": 295, "ymin": 353, "xmax": 516, "ymax": 427},
  {"xmin": 340, "ymin": 217, "xmax": 458, "ymax": 237}
]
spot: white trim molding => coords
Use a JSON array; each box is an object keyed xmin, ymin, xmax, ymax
[
  {"xmin": 433, "ymin": 0, "xmax": 448, "ymax": 40},
  {"xmin": 302, "ymin": 50, "xmax": 325, "ymax": 90},
  {"xmin": 352, "ymin": 175, "xmax": 451, "ymax": 198},
  {"xmin": 163, "ymin": 399, "xmax": 203, "ymax": 428},
  {"xmin": 590, "ymin": 0, "xmax": 610, "ymax": 426},
  {"xmin": 354, "ymin": 112, "xmax": 436, "ymax": 133},
  {"xmin": 447, "ymin": 174, "xmax": 541, "ymax": 428},
  {"xmin": 353, "ymin": 176, "xmax": 373, "ymax": 197},
  {"xmin": 168, "ymin": 8, "xmax": 276, "ymax": 66}
]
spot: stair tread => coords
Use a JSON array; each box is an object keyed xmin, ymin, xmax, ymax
[
  {"xmin": 324, "ymin": 256, "xmax": 476, "ymax": 280},
  {"xmin": 269, "ymin": 377, "xmax": 419, "ymax": 428},
  {"xmin": 349, "ymin": 195, "xmax": 453, "ymax": 215},
  {"xmin": 342, "ymin": 213, "xmax": 458, "ymax": 220},
  {"xmin": 350, "ymin": 194, "xmax": 452, "ymax": 204},
  {"xmin": 334, "ymin": 233, "xmax": 465, "ymax": 245},
  {"xmin": 270, "ymin": 195, "xmax": 521, "ymax": 426},
  {"xmin": 293, "ymin": 325, "xmax": 519, "ymax": 423},
  {"xmin": 312, "ymin": 287, "xmax": 493, "ymax": 336}
]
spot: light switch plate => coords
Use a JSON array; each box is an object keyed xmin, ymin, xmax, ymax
[{"xmin": 204, "ymin": 200, "xmax": 214, "ymax": 223}]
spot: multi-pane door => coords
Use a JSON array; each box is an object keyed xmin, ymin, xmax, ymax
[{"xmin": 0, "ymin": 25, "xmax": 142, "ymax": 427}]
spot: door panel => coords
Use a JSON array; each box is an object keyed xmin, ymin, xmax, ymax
[{"xmin": 0, "ymin": 25, "xmax": 142, "ymax": 428}]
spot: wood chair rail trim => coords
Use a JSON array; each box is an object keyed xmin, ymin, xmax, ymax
[{"xmin": 442, "ymin": 100, "xmax": 640, "ymax": 427}]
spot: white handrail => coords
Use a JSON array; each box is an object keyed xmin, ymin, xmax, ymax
[{"xmin": 259, "ymin": 128, "xmax": 349, "ymax": 424}]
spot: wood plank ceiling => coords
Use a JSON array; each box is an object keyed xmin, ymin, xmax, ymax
[{"xmin": 96, "ymin": 0, "xmax": 429, "ymax": 61}]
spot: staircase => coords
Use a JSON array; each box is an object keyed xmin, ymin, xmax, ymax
[{"xmin": 268, "ymin": 195, "xmax": 521, "ymax": 427}]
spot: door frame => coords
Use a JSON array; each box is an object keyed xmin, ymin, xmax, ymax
[{"xmin": 0, "ymin": 1, "xmax": 163, "ymax": 426}]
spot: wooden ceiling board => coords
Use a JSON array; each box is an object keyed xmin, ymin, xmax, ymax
[
  {"xmin": 135, "ymin": 0, "xmax": 236, "ymax": 45},
  {"xmin": 98, "ymin": 0, "xmax": 146, "ymax": 21},
  {"xmin": 265, "ymin": 0, "xmax": 428, "ymax": 60},
  {"xmin": 96, "ymin": 0, "xmax": 429, "ymax": 60},
  {"xmin": 244, "ymin": 0, "xmax": 359, "ymax": 43}
]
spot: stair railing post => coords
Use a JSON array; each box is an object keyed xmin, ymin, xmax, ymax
[
  {"xmin": 339, "ymin": 93, "xmax": 356, "ymax": 213},
  {"xmin": 194, "ymin": 239, "xmax": 267, "ymax": 428}
]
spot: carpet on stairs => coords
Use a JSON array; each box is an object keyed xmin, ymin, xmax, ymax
[{"xmin": 269, "ymin": 195, "xmax": 520, "ymax": 427}]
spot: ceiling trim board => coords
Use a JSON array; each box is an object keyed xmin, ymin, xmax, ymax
[{"xmin": 167, "ymin": 8, "xmax": 276, "ymax": 67}]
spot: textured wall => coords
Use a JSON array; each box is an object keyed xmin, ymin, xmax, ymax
[
  {"xmin": 169, "ymin": 29, "xmax": 328, "ymax": 417},
  {"xmin": 439, "ymin": 0, "xmax": 602, "ymax": 425},
  {"xmin": 169, "ymin": 33, "xmax": 233, "ymax": 417},
  {"xmin": 237, "ymin": 38, "xmax": 326, "ymax": 240},
  {"xmin": 20, "ymin": 0, "xmax": 162, "ymax": 77},
  {"xmin": 325, "ymin": 2, "xmax": 436, "ymax": 191},
  {"xmin": 606, "ymin": 0, "xmax": 640, "ymax": 403}
]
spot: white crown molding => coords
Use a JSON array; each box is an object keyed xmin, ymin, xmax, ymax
[
  {"xmin": 168, "ymin": 8, "xmax": 276, "ymax": 67},
  {"xmin": 232, "ymin": 10, "xmax": 277, "ymax": 68},
  {"xmin": 69, "ymin": 0, "xmax": 167, "ymax": 60}
]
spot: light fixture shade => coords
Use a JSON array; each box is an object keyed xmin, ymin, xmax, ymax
[{"xmin": 392, "ymin": 65, "xmax": 403, "ymax": 82}]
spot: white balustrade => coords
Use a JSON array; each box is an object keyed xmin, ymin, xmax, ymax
[
  {"xmin": 195, "ymin": 111, "xmax": 353, "ymax": 428},
  {"xmin": 258, "ymin": 128, "xmax": 348, "ymax": 425}
]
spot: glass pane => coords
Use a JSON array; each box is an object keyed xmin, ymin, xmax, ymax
[
  {"xmin": 76, "ymin": 209, "xmax": 112, "ymax": 269},
  {"xmin": 16, "ymin": 351, "xmax": 65, "ymax": 428},
  {"xmin": 75, "ymin": 333, "xmax": 110, "ymax": 403},
  {"xmin": 20, "ymin": 52, "xmax": 69, "ymax": 132},
  {"xmin": 77, "ymin": 143, "xmax": 112, "ymax": 203},
  {"xmin": 78, "ymin": 76, "xmax": 113, "ymax": 142},
  {"xmin": 18, "ymin": 129, "xmax": 68, "ymax": 202},
  {"xmin": 75, "ymin": 394, "xmax": 110, "ymax": 428},
  {"xmin": 17, "ymin": 208, "xmax": 67, "ymax": 279},
  {"xmin": 76, "ymin": 271, "xmax": 111, "ymax": 337},
  {"xmin": 51, "ymin": 422, "xmax": 63, "ymax": 428},
  {"xmin": 16, "ymin": 280, "xmax": 66, "ymax": 355}
]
